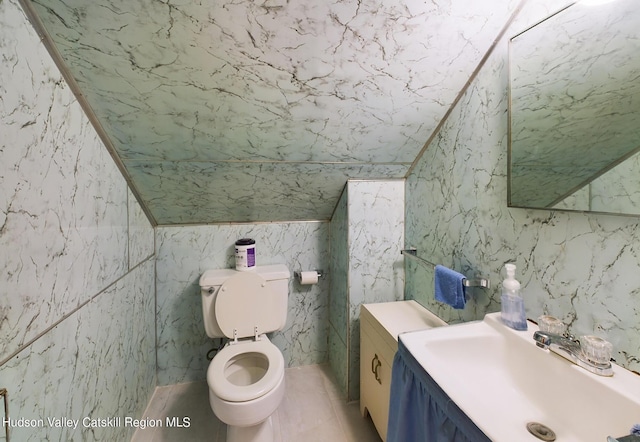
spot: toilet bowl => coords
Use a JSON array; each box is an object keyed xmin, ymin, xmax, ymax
[
  {"xmin": 207, "ymin": 336, "xmax": 285, "ymax": 429},
  {"xmin": 199, "ymin": 265, "xmax": 291, "ymax": 442}
]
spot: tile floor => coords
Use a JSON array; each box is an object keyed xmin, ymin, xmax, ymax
[{"xmin": 131, "ymin": 364, "xmax": 382, "ymax": 442}]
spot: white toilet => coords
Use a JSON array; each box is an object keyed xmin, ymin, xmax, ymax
[{"xmin": 199, "ymin": 264, "xmax": 290, "ymax": 442}]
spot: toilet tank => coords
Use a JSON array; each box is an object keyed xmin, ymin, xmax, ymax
[{"xmin": 199, "ymin": 264, "xmax": 290, "ymax": 339}]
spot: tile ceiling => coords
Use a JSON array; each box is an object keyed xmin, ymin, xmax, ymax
[{"xmin": 24, "ymin": 0, "xmax": 520, "ymax": 225}]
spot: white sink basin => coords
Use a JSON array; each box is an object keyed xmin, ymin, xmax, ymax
[{"xmin": 400, "ymin": 312, "xmax": 640, "ymax": 442}]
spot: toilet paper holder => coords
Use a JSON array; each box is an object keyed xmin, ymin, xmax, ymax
[{"xmin": 294, "ymin": 270, "xmax": 324, "ymax": 281}]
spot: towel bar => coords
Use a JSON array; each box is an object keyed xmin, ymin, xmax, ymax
[{"xmin": 401, "ymin": 249, "xmax": 490, "ymax": 289}]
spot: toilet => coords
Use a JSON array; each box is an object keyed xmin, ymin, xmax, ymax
[{"xmin": 199, "ymin": 264, "xmax": 290, "ymax": 442}]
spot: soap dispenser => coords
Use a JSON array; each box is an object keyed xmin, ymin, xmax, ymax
[{"xmin": 501, "ymin": 263, "xmax": 527, "ymax": 330}]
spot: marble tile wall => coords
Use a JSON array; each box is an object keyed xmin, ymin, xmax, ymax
[
  {"xmin": 328, "ymin": 180, "xmax": 404, "ymax": 401},
  {"xmin": 554, "ymin": 152, "xmax": 640, "ymax": 214},
  {"xmin": 129, "ymin": 162, "xmax": 409, "ymax": 224},
  {"xmin": 155, "ymin": 222, "xmax": 330, "ymax": 385},
  {"xmin": 0, "ymin": 0, "xmax": 156, "ymax": 440},
  {"xmin": 404, "ymin": 0, "xmax": 640, "ymax": 372},
  {"xmin": 589, "ymin": 152, "xmax": 640, "ymax": 214},
  {"xmin": 328, "ymin": 188, "xmax": 349, "ymax": 398},
  {"xmin": 1, "ymin": 261, "xmax": 156, "ymax": 442},
  {"xmin": 347, "ymin": 180, "xmax": 404, "ymax": 401}
]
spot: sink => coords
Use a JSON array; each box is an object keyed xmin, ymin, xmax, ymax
[{"xmin": 400, "ymin": 313, "xmax": 640, "ymax": 441}]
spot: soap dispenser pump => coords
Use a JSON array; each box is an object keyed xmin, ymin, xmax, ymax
[{"xmin": 501, "ymin": 263, "xmax": 527, "ymax": 330}]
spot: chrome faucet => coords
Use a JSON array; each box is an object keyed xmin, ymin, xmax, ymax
[{"xmin": 533, "ymin": 330, "xmax": 613, "ymax": 377}]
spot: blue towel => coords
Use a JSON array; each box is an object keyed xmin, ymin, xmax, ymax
[{"xmin": 434, "ymin": 265, "xmax": 467, "ymax": 309}]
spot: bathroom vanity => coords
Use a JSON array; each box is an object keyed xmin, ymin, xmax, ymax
[
  {"xmin": 389, "ymin": 313, "xmax": 640, "ymax": 441},
  {"xmin": 360, "ymin": 300, "xmax": 447, "ymax": 441}
]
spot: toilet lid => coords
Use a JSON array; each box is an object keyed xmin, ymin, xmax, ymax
[
  {"xmin": 215, "ymin": 272, "xmax": 280, "ymax": 339},
  {"xmin": 208, "ymin": 339, "xmax": 284, "ymax": 402}
]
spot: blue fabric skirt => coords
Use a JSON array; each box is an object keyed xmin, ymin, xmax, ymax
[{"xmin": 387, "ymin": 337, "xmax": 491, "ymax": 442}]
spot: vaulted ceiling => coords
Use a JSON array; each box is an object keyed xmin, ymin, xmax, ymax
[{"xmin": 23, "ymin": 0, "xmax": 520, "ymax": 225}]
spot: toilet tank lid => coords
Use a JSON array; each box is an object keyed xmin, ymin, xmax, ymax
[{"xmin": 199, "ymin": 264, "xmax": 290, "ymax": 287}]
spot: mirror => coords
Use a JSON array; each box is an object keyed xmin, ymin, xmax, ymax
[{"xmin": 508, "ymin": 0, "xmax": 640, "ymax": 215}]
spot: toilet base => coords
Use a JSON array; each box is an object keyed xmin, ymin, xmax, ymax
[{"xmin": 227, "ymin": 416, "xmax": 274, "ymax": 442}]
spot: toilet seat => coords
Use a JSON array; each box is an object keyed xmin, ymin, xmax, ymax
[{"xmin": 209, "ymin": 338, "xmax": 284, "ymax": 403}]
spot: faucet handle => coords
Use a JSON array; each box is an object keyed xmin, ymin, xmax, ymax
[
  {"xmin": 538, "ymin": 315, "xmax": 566, "ymax": 335},
  {"xmin": 581, "ymin": 335, "xmax": 613, "ymax": 364}
]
